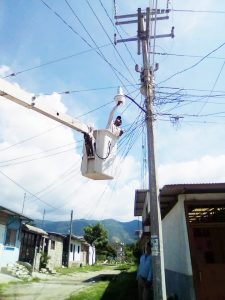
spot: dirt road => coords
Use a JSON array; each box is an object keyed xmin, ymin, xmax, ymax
[{"xmin": 0, "ymin": 269, "xmax": 121, "ymax": 300}]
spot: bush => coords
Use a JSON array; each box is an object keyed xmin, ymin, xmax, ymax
[{"xmin": 40, "ymin": 252, "xmax": 51, "ymax": 269}]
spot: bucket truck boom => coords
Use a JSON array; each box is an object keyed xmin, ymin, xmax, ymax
[{"xmin": 0, "ymin": 78, "xmax": 125, "ymax": 180}]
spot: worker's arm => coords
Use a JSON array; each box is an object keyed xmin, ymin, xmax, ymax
[{"xmin": 106, "ymin": 101, "xmax": 122, "ymax": 128}]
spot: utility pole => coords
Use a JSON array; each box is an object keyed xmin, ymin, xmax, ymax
[
  {"xmin": 42, "ymin": 209, "xmax": 45, "ymax": 227},
  {"xmin": 67, "ymin": 210, "xmax": 73, "ymax": 267},
  {"xmin": 115, "ymin": 7, "xmax": 174, "ymax": 300},
  {"xmin": 22, "ymin": 192, "xmax": 26, "ymax": 214}
]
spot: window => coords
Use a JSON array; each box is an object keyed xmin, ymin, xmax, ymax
[
  {"xmin": 51, "ymin": 240, "xmax": 55, "ymax": 250},
  {"xmin": 70, "ymin": 244, "xmax": 73, "ymax": 252},
  {"xmin": 78, "ymin": 245, "xmax": 80, "ymax": 254},
  {"xmin": 5, "ymin": 228, "xmax": 17, "ymax": 246}
]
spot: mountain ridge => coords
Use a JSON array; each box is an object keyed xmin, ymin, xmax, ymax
[{"xmin": 34, "ymin": 218, "xmax": 141, "ymax": 244}]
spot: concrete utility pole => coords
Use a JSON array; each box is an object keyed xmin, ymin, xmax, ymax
[
  {"xmin": 67, "ymin": 210, "xmax": 73, "ymax": 267},
  {"xmin": 42, "ymin": 209, "xmax": 45, "ymax": 227},
  {"xmin": 115, "ymin": 7, "xmax": 174, "ymax": 300},
  {"xmin": 22, "ymin": 192, "xmax": 26, "ymax": 214}
]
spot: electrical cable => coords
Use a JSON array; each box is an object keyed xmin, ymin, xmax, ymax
[
  {"xmin": 63, "ymin": 0, "xmax": 135, "ymax": 92},
  {"xmin": 158, "ymin": 41, "xmax": 225, "ymax": 85},
  {"xmin": 2, "ymin": 44, "xmax": 111, "ymax": 79},
  {"xmin": 197, "ymin": 60, "xmax": 225, "ymax": 115},
  {"xmin": 86, "ymin": 0, "xmax": 137, "ymax": 85},
  {"xmin": 0, "ymin": 169, "xmax": 58, "ymax": 209},
  {"xmin": 98, "ymin": 0, "xmax": 137, "ymax": 65},
  {"xmin": 0, "ymin": 125, "xmax": 61, "ymax": 152}
]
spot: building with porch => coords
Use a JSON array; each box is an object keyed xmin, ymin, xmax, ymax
[{"xmin": 134, "ymin": 183, "xmax": 225, "ymax": 300}]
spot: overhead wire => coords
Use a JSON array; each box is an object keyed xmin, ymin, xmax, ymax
[
  {"xmin": 99, "ymin": 0, "xmax": 137, "ymax": 65},
  {"xmin": 2, "ymin": 44, "xmax": 111, "ymax": 79},
  {"xmin": 197, "ymin": 60, "xmax": 225, "ymax": 115},
  {"xmin": 0, "ymin": 169, "xmax": 58, "ymax": 209},
  {"xmin": 86, "ymin": 0, "xmax": 137, "ymax": 85},
  {"xmin": 63, "ymin": 0, "xmax": 135, "ymax": 92},
  {"xmin": 158, "ymin": 41, "xmax": 225, "ymax": 85},
  {"xmin": 0, "ymin": 125, "xmax": 61, "ymax": 152}
]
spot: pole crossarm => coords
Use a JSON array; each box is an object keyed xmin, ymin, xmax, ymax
[
  {"xmin": 114, "ymin": 9, "xmax": 171, "ymax": 20},
  {"xmin": 0, "ymin": 78, "xmax": 90, "ymax": 134}
]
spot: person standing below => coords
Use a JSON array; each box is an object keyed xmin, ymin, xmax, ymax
[{"xmin": 137, "ymin": 241, "xmax": 153, "ymax": 300}]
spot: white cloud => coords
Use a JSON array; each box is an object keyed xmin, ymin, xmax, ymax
[
  {"xmin": 158, "ymin": 154, "xmax": 225, "ymax": 187},
  {"xmin": 0, "ymin": 79, "xmax": 141, "ymax": 222},
  {"xmin": 0, "ymin": 65, "xmax": 10, "ymax": 76}
]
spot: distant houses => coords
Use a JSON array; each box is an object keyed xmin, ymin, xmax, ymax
[
  {"xmin": 0, "ymin": 206, "xmax": 31, "ymax": 270},
  {"xmin": 134, "ymin": 183, "xmax": 225, "ymax": 300},
  {"xmin": 0, "ymin": 205, "xmax": 95, "ymax": 272}
]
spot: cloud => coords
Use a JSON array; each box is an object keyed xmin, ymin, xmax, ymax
[
  {"xmin": 0, "ymin": 79, "xmax": 141, "ymax": 222},
  {"xmin": 0, "ymin": 65, "xmax": 10, "ymax": 76},
  {"xmin": 158, "ymin": 154, "xmax": 225, "ymax": 187}
]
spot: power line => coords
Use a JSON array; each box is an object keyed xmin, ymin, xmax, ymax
[
  {"xmin": 98, "ymin": 0, "xmax": 137, "ymax": 65},
  {"xmin": 0, "ymin": 125, "xmax": 61, "ymax": 152},
  {"xmin": 63, "ymin": 0, "xmax": 134, "ymax": 91},
  {"xmin": 2, "ymin": 44, "xmax": 111, "ymax": 79},
  {"xmin": 151, "ymin": 51, "xmax": 225, "ymax": 61},
  {"xmin": 158, "ymin": 41, "xmax": 225, "ymax": 85},
  {"xmin": 173, "ymin": 9, "xmax": 225, "ymax": 14},
  {"xmin": 0, "ymin": 169, "xmax": 58, "ymax": 209},
  {"xmin": 40, "ymin": 84, "xmax": 139, "ymax": 96},
  {"xmin": 197, "ymin": 60, "xmax": 225, "ymax": 115},
  {"xmin": 86, "ymin": 0, "xmax": 137, "ymax": 84}
]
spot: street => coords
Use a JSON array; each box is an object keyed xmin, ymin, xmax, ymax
[{"xmin": 0, "ymin": 269, "xmax": 121, "ymax": 300}]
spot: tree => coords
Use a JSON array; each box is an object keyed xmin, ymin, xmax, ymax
[{"xmin": 83, "ymin": 223, "xmax": 108, "ymax": 255}]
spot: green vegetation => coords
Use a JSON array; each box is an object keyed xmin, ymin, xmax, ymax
[
  {"xmin": 67, "ymin": 264, "xmax": 138, "ymax": 300},
  {"xmin": 56, "ymin": 264, "xmax": 106, "ymax": 275},
  {"xmin": 40, "ymin": 251, "xmax": 51, "ymax": 268},
  {"xmin": 35, "ymin": 219, "xmax": 140, "ymax": 244},
  {"xmin": 84, "ymin": 223, "xmax": 117, "ymax": 262}
]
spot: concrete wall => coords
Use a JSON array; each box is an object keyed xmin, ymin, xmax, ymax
[
  {"xmin": 88, "ymin": 246, "xmax": 96, "ymax": 265},
  {"xmin": 0, "ymin": 218, "xmax": 21, "ymax": 270},
  {"xmin": 69, "ymin": 240, "xmax": 82, "ymax": 264},
  {"xmin": 47, "ymin": 236, "xmax": 63, "ymax": 269},
  {"xmin": 162, "ymin": 196, "xmax": 196, "ymax": 300}
]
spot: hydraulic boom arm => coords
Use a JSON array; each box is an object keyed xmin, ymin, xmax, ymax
[{"xmin": 0, "ymin": 78, "xmax": 90, "ymax": 134}]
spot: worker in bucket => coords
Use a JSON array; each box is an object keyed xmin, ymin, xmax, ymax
[{"xmin": 106, "ymin": 86, "xmax": 125, "ymax": 137}]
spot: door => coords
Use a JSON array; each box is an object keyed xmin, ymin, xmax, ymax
[
  {"xmin": 190, "ymin": 225, "xmax": 225, "ymax": 300},
  {"xmin": 186, "ymin": 202, "xmax": 225, "ymax": 300}
]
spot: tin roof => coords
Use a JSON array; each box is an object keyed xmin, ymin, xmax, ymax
[
  {"xmin": 0, "ymin": 205, "xmax": 32, "ymax": 222},
  {"xmin": 24, "ymin": 224, "xmax": 48, "ymax": 236},
  {"xmin": 134, "ymin": 183, "xmax": 225, "ymax": 219}
]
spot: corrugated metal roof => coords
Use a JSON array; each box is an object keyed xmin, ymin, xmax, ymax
[
  {"xmin": 24, "ymin": 224, "xmax": 48, "ymax": 236},
  {"xmin": 159, "ymin": 183, "xmax": 225, "ymax": 218},
  {"xmin": 0, "ymin": 205, "xmax": 32, "ymax": 221},
  {"xmin": 134, "ymin": 189, "xmax": 148, "ymax": 216}
]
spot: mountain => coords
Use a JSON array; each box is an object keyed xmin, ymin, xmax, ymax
[{"xmin": 34, "ymin": 218, "xmax": 141, "ymax": 244}]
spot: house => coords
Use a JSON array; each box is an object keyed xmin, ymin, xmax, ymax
[
  {"xmin": 0, "ymin": 206, "xmax": 31, "ymax": 270},
  {"xmin": 134, "ymin": 183, "xmax": 225, "ymax": 300},
  {"xmin": 63, "ymin": 234, "xmax": 96, "ymax": 267},
  {"xmin": 46, "ymin": 232, "xmax": 64, "ymax": 269},
  {"xmin": 19, "ymin": 224, "xmax": 48, "ymax": 271}
]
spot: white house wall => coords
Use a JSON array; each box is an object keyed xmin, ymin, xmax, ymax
[
  {"xmin": 163, "ymin": 195, "xmax": 192, "ymax": 275},
  {"xmin": 88, "ymin": 246, "xmax": 96, "ymax": 265},
  {"xmin": 0, "ymin": 223, "xmax": 21, "ymax": 270},
  {"xmin": 69, "ymin": 240, "xmax": 82, "ymax": 264},
  {"xmin": 162, "ymin": 195, "xmax": 196, "ymax": 300}
]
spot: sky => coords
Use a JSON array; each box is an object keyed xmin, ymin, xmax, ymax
[{"xmin": 1, "ymin": 0, "xmax": 225, "ymax": 224}]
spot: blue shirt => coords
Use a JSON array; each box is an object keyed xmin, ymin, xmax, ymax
[{"xmin": 137, "ymin": 254, "xmax": 152, "ymax": 282}]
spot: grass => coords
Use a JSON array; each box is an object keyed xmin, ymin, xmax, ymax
[
  {"xmin": 56, "ymin": 264, "xmax": 107, "ymax": 275},
  {"xmin": 67, "ymin": 264, "xmax": 138, "ymax": 300}
]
